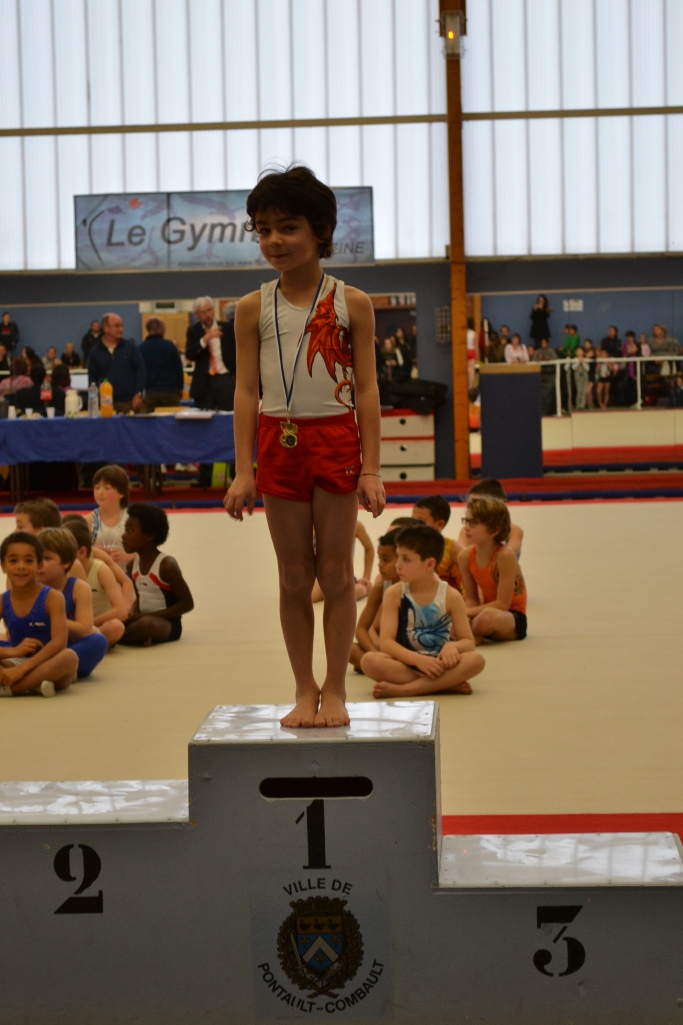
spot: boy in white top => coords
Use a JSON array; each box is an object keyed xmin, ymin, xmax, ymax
[{"xmin": 225, "ymin": 166, "xmax": 385, "ymax": 728}]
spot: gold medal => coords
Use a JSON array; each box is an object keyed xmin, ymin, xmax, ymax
[{"xmin": 279, "ymin": 420, "xmax": 298, "ymax": 448}]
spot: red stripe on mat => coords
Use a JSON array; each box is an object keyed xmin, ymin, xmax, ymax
[{"xmin": 442, "ymin": 813, "xmax": 683, "ymax": 836}]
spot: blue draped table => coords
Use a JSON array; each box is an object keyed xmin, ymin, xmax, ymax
[{"xmin": 0, "ymin": 414, "xmax": 234, "ymax": 499}]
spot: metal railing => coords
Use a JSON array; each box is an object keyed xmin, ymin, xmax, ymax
[{"xmin": 547, "ymin": 354, "xmax": 683, "ymax": 416}]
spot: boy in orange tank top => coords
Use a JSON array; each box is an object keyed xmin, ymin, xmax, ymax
[
  {"xmin": 225, "ymin": 167, "xmax": 385, "ymax": 728},
  {"xmin": 457, "ymin": 495, "xmax": 528, "ymax": 643}
]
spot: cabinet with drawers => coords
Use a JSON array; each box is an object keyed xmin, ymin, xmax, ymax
[{"xmin": 380, "ymin": 409, "xmax": 435, "ymax": 482}]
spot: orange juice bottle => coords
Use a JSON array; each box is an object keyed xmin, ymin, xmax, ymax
[{"xmin": 99, "ymin": 379, "xmax": 114, "ymax": 417}]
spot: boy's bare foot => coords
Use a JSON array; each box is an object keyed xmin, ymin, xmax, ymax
[
  {"xmin": 314, "ymin": 688, "xmax": 350, "ymax": 728},
  {"xmin": 446, "ymin": 681, "xmax": 473, "ymax": 695},
  {"xmin": 280, "ymin": 687, "xmax": 320, "ymax": 728},
  {"xmin": 372, "ymin": 681, "xmax": 404, "ymax": 698}
]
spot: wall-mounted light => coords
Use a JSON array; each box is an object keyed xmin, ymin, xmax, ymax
[{"xmin": 441, "ymin": 11, "xmax": 463, "ymax": 59}]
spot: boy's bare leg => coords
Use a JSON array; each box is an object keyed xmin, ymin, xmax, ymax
[
  {"xmin": 121, "ymin": 616, "xmax": 173, "ymax": 647},
  {"xmin": 10, "ymin": 650, "xmax": 79, "ymax": 694},
  {"xmin": 99, "ymin": 620, "xmax": 125, "ymax": 646},
  {"xmin": 263, "ymin": 494, "xmax": 320, "ymax": 727},
  {"xmin": 349, "ymin": 642, "xmax": 366, "ymax": 672},
  {"xmin": 312, "ymin": 488, "xmax": 359, "ymax": 727},
  {"xmin": 470, "ymin": 608, "xmax": 519, "ymax": 643},
  {"xmin": 362, "ymin": 651, "xmax": 484, "ymax": 698}
]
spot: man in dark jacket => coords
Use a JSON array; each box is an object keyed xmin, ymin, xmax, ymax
[
  {"xmin": 140, "ymin": 317, "xmax": 185, "ymax": 411},
  {"xmin": 81, "ymin": 320, "xmax": 102, "ymax": 363},
  {"xmin": 87, "ymin": 313, "xmax": 145, "ymax": 413},
  {"xmin": 186, "ymin": 296, "xmax": 236, "ymax": 486},
  {"xmin": 0, "ymin": 312, "xmax": 19, "ymax": 355}
]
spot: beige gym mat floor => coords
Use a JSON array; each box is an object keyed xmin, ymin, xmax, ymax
[{"xmin": 0, "ymin": 500, "xmax": 681, "ymax": 818}]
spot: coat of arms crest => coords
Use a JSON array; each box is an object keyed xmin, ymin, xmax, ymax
[{"xmin": 277, "ymin": 896, "xmax": 364, "ymax": 997}]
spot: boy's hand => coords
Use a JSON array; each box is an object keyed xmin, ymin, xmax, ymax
[
  {"xmin": 225, "ymin": 472, "xmax": 257, "ymax": 520},
  {"xmin": 15, "ymin": 637, "xmax": 42, "ymax": 657},
  {"xmin": 438, "ymin": 642, "xmax": 461, "ymax": 669},
  {"xmin": 0, "ymin": 665, "xmax": 25, "ymax": 687},
  {"xmin": 356, "ymin": 577, "xmax": 372, "ymax": 595},
  {"xmin": 109, "ymin": 549, "xmax": 131, "ymax": 565},
  {"xmin": 415, "ymin": 654, "xmax": 445, "ymax": 679},
  {"xmin": 357, "ymin": 475, "xmax": 386, "ymax": 518}
]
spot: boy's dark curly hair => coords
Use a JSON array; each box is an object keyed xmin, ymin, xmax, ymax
[
  {"xmin": 245, "ymin": 165, "xmax": 337, "ymax": 259},
  {"xmin": 127, "ymin": 503, "xmax": 169, "ymax": 546}
]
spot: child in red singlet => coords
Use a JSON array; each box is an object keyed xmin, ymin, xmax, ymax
[
  {"xmin": 225, "ymin": 166, "xmax": 385, "ymax": 728},
  {"xmin": 457, "ymin": 495, "xmax": 528, "ymax": 643}
]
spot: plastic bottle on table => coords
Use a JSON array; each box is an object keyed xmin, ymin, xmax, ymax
[
  {"xmin": 99, "ymin": 379, "xmax": 114, "ymax": 418},
  {"xmin": 88, "ymin": 382, "xmax": 100, "ymax": 417}
]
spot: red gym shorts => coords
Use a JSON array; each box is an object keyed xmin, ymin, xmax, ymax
[{"xmin": 256, "ymin": 410, "xmax": 362, "ymax": 502}]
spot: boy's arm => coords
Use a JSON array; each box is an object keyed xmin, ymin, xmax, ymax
[
  {"xmin": 457, "ymin": 547, "xmax": 479, "ymax": 607},
  {"xmin": 145, "ymin": 558, "xmax": 194, "ymax": 620},
  {"xmin": 346, "ymin": 287, "xmax": 385, "ymax": 519},
  {"xmin": 93, "ymin": 546, "xmax": 136, "ymax": 611},
  {"xmin": 93, "ymin": 563, "xmax": 128, "ymax": 626},
  {"xmin": 378, "ymin": 584, "xmax": 444, "ymax": 678},
  {"xmin": 67, "ymin": 579, "xmax": 95, "ymax": 640},
  {"xmin": 355, "ymin": 580, "xmax": 383, "ymax": 652},
  {"xmin": 355, "ymin": 521, "xmax": 374, "ymax": 585},
  {"xmin": 0, "ymin": 591, "xmax": 69, "ymax": 685},
  {"xmin": 508, "ymin": 523, "xmax": 524, "ymax": 557},
  {"xmin": 446, "ymin": 589, "xmax": 476, "ymax": 652},
  {"xmin": 225, "ymin": 291, "xmax": 261, "ymax": 520}
]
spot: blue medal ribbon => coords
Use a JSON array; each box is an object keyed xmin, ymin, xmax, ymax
[{"xmin": 274, "ymin": 272, "xmax": 326, "ymax": 415}]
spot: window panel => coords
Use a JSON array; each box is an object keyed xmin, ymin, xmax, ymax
[
  {"xmin": 155, "ymin": 0, "xmax": 190, "ymax": 123},
  {"xmin": 632, "ymin": 115, "xmax": 666, "ymax": 252},
  {"xmin": 528, "ymin": 119, "xmax": 563, "ymax": 254},
  {"xmin": 595, "ymin": 0, "xmax": 630, "ymax": 108},
  {"xmin": 293, "ymin": 126, "xmax": 328, "ymax": 182},
  {"xmin": 597, "ymin": 116, "xmax": 631, "ymax": 251},
  {"xmin": 291, "ymin": 0, "xmax": 326, "ymax": 118},
  {"xmin": 666, "ymin": 0, "xmax": 683, "ymax": 105},
  {"xmin": 525, "ymin": 0, "xmax": 560, "ymax": 111},
  {"xmin": 158, "ymin": 133, "xmax": 192, "ymax": 191},
  {"xmin": 190, "ymin": 0, "xmax": 224, "ymax": 121},
  {"xmin": 192, "ymin": 131, "xmax": 226, "ymax": 191},
  {"xmin": 430, "ymin": 121, "xmax": 449, "ymax": 258},
  {"xmin": 257, "ymin": 0, "xmax": 292, "ymax": 120},
  {"xmin": 394, "ymin": 0, "xmax": 428, "ymax": 114},
  {"xmin": 461, "ymin": 0, "xmax": 491, "ymax": 113},
  {"xmin": 327, "ymin": 125, "xmax": 361, "ymax": 188},
  {"xmin": 327, "ymin": 0, "xmax": 360, "ymax": 117},
  {"xmin": 223, "ymin": 0, "xmax": 258, "ymax": 120},
  {"xmin": 563, "ymin": 118, "xmax": 597, "ymax": 253},
  {"xmin": 361, "ymin": 124, "xmax": 396, "ymax": 259},
  {"xmin": 25, "ymin": 137, "xmax": 58, "ymax": 269},
  {"xmin": 86, "ymin": 0, "xmax": 122, "ymax": 125},
  {"xmin": 560, "ymin": 0, "xmax": 595, "ymax": 109},
  {"xmin": 90, "ymin": 135, "xmax": 124, "ymax": 194},
  {"xmin": 53, "ymin": 0, "xmax": 88, "ymax": 126},
  {"xmin": 0, "ymin": 0, "xmax": 21, "ymax": 128},
  {"xmin": 258, "ymin": 127, "xmax": 293, "ymax": 171},
  {"xmin": 57, "ymin": 135, "xmax": 90, "ymax": 269},
  {"xmin": 19, "ymin": 0, "xmax": 54, "ymax": 128},
  {"xmin": 395, "ymin": 123, "xmax": 430, "ymax": 257},
  {"xmin": 226, "ymin": 129, "xmax": 260, "ymax": 188},
  {"xmin": 427, "ymin": 0, "xmax": 446, "ymax": 114},
  {"xmin": 359, "ymin": 0, "xmax": 394, "ymax": 117},
  {"xmin": 631, "ymin": 0, "xmax": 664, "ymax": 106},
  {"xmin": 491, "ymin": 0, "xmax": 526, "ymax": 111},
  {"xmin": 666, "ymin": 115, "xmax": 683, "ymax": 250},
  {"xmin": 493, "ymin": 120, "xmax": 528, "ymax": 254},
  {"xmin": 463, "ymin": 121, "xmax": 494, "ymax": 256},
  {"xmin": 121, "ymin": 0, "xmax": 156, "ymax": 124},
  {"xmin": 0, "ymin": 139, "xmax": 24, "ymax": 269},
  {"xmin": 123, "ymin": 133, "xmax": 158, "ymax": 194}
]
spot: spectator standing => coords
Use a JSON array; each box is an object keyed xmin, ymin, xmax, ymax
[
  {"xmin": 601, "ymin": 325, "xmax": 622, "ymax": 358},
  {"xmin": 639, "ymin": 333, "xmax": 651, "ymax": 357},
  {"xmin": 61, "ymin": 342, "xmax": 81, "ymax": 368},
  {"xmin": 582, "ymin": 339, "xmax": 597, "ymax": 408},
  {"xmin": 531, "ymin": 338, "xmax": 558, "ymax": 415},
  {"xmin": 394, "ymin": 326, "xmax": 412, "ymax": 380},
  {"xmin": 596, "ymin": 348, "xmax": 613, "ymax": 409},
  {"xmin": 42, "ymin": 347, "xmax": 60, "ymax": 373},
  {"xmin": 379, "ymin": 336, "xmax": 399, "ymax": 379},
  {"xmin": 559, "ymin": 324, "xmax": 581, "ymax": 357},
  {"xmin": 81, "ymin": 321, "xmax": 102, "ymax": 363},
  {"xmin": 572, "ymin": 347, "xmax": 589, "ymax": 410},
  {"xmin": 615, "ymin": 334, "xmax": 639, "ymax": 406},
  {"xmin": 139, "ymin": 317, "xmax": 185, "ymax": 411},
  {"xmin": 0, "ymin": 344, "xmax": 9, "ymax": 372},
  {"xmin": 0, "ymin": 358, "xmax": 32, "ymax": 397},
  {"xmin": 499, "ymin": 325, "xmax": 511, "ymax": 348},
  {"xmin": 504, "ymin": 333, "xmax": 529, "ymax": 363},
  {"xmin": 529, "ymin": 295, "xmax": 552, "ymax": 346},
  {"xmin": 0, "ymin": 312, "xmax": 19, "ymax": 354},
  {"xmin": 87, "ymin": 313, "xmax": 145, "ymax": 413}
]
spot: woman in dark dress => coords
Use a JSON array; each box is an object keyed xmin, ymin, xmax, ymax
[{"xmin": 530, "ymin": 294, "xmax": 552, "ymax": 347}]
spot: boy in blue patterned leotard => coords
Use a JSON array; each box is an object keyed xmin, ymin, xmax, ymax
[{"xmin": 361, "ymin": 524, "xmax": 485, "ymax": 698}]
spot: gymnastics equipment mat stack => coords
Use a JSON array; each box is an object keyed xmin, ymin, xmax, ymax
[
  {"xmin": 0, "ymin": 701, "xmax": 681, "ymax": 1023},
  {"xmin": 480, "ymin": 363, "xmax": 544, "ymax": 479}
]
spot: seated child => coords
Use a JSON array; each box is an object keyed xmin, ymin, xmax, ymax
[
  {"xmin": 412, "ymin": 495, "xmax": 462, "ymax": 590},
  {"xmin": 388, "ymin": 516, "xmax": 418, "ymax": 530},
  {"xmin": 62, "ymin": 513, "xmax": 136, "ymax": 612},
  {"xmin": 349, "ymin": 528, "xmax": 401, "ymax": 672},
  {"xmin": 86, "ymin": 464, "xmax": 133, "ymax": 565},
  {"xmin": 37, "ymin": 528, "xmax": 109, "ymax": 679},
  {"xmin": 457, "ymin": 479, "xmax": 524, "ymax": 557},
  {"xmin": 312, "ymin": 518, "xmax": 375, "ymax": 603},
  {"xmin": 361, "ymin": 524, "xmax": 485, "ymax": 697},
  {"xmin": 121, "ymin": 503, "xmax": 194, "ymax": 645},
  {"xmin": 63, "ymin": 519, "xmax": 127, "ymax": 646},
  {"xmin": 0, "ymin": 532, "xmax": 78, "ymax": 696},
  {"xmin": 457, "ymin": 495, "xmax": 528, "ymax": 643},
  {"xmin": 15, "ymin": 498, "xmax": 62, "ymax": 533}
]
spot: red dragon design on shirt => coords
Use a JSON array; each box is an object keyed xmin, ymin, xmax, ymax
[{"xmin": 305, "ymin": 284, "xmax": 353, "ymax": 407}]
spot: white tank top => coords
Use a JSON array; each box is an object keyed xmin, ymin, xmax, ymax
[
  {"xmin": 132, "ymin": 553, "xmax": 176, "ymax": 614},
  {"xmin": 259, "ymin": 274, "xmax": 353, "ymax": 418},
  {"xmin": 91, "ymin": 508, "xmax": 126, "ymax": 554}
]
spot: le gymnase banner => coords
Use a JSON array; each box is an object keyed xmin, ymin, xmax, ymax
[{"xmin": 74, "ymin": 188, "xmax": 374, "ymax": 272}]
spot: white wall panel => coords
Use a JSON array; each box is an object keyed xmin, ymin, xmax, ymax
[
  {"xmin": 257, "ymin": 0, "xmax": 291, "ymax": 120},
  {"xmin": 293, "ymin": 126, "xmax": 328, "ymax": 182},
  {"xmin": 528, "ymin": 119, "xmax": 562, "ymax": 254},
  {"xmin": 491, "ymin": 0, "xmax": 526, "ymax": 111},
  {"xmin": 226, "ymin": 129, "xmax": 260, "ymax": 189},
  {"xmin": 0, "ymin": 0, "xmax": 21, "ymax": 128},
  {"xmin": 155, "ymin": 0, "xmax": 189, "ymax": 123},
  {"xmin": 157, "ymin": 133, "xmax": 192, "ymax": 192},
  {"xmin": 327, "ymin": 0, "xmax": 360, "ymax": 117},
  {"xmin": 57, "ymin": 135, "xmax": 90, "ymax": 268},
  {"xmin": 396, "ymin": 123, "xmax": 430, "ymax": 257},
  {"xmin": 597, "ymin": 116, "xmax": 631, "ymax": 251},
  {"xmin": 123, "ymin": 134, "xmax": 158, "ymax": 195},
  {"xmin": 462, "ymin": 121, "xmax": 494, "ymax": 257},
  {"xmin": 666, "ymin": 0, "xmax": 683, "ymax": 104},
  {"xmin": 595, "ymin": 0, "xmax": 630, "ymax": 108},
  {"xmin": 359, "ymin": 0, "xmax": 394, "ymax": 117},
  {"xmin": 19, "ymin": 0, "xmax": 55, "ymax": 128},
  {"xmin": 86, "ymin": 0, "xmax": 121, "ymax": 125},
  {"xmin": 361, "ymin": 124, "xmax": 396, "ymax": 259},
  {"xmin": 427, "ymin": 0, "xmax": 446, "ymax": 114},
  {"xmin": 223, "ymin": 0, "xmax": 258, "ymax": 120},
  {"xmin": 461, "ymin": 0, "xmax": 491, "ymax": 113},
  {"xmin": 493, "ymin": 120, "xmax": 528, "ymax": 255},
  {"xmin": 559, "ymin": 0, "xmax": 595, "ymax": 109},
  {"xmin": 192, "ymin": 131, "xmax": 226, "ymax": 191},
  {"xmin": 631, "ymin": 0, "xmax": 664, "ymax": 106},
  {"xmin": 291, "ymin": 0, "xmax": 326, "ymax": 118},
  {"xmin": 563, "ymin": 118, "xmax": 597, "ymax": 254},
  {"xmin": 394, "ymin": 0, "xmax": 429, "ymax": 115},
  {"xmin": 666, "ymin": 116, "xmax": 683, "ymax": 250},
  {"xmin": 430, "ymin": 122, "xmax": 449, "ymax": 259},
  {"xmin": 90, "ymin": 136, "xmax": 124, "ymax": 195},
  {"xmin": 53, "ymin": 0, "xmax": 89, "ymax": 126},
  {"xmin": 24, "ymin": 137, "xmax": 58, "ymax": 269},
  {"xmin": 327, "ymin": 125, "xmax": 362, "ymax": 188},
  {"xmin": 632, "ymin": 116, "xmax": 666, "ymax": 252},
  {"xmin": 525, "ymin": 0, "xmax": 560, "ymax": 111},
  {"xmin": 0, "ymin": 139, "xmax": 24, "ymax": 269}
]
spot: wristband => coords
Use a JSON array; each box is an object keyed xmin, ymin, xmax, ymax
[{"xmin": 359, "ymin": 472, "xmax": 381, "ymax": 478}]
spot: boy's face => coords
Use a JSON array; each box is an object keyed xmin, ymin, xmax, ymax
[
  {"xmin": 377, "ymin": 544, "xmax": 399, "ymax": 582},
  {"xmin": 122, "ymin": 516, "xmax": 149, "ymax": 554},
  {"xmin": 38, "ymin": 549, "xmax": 68, "ymax": 585},
  {"xmin": 396, "ymin": 545, "xmax": 435, "ymax": 583},
  {"xmin": 462, "ymin": 513, "xmax": 496, "ymax": 546},
  {"xmin": 15, "ymin": 513, "xmax": 37, "ymax": 534},
  {"xmin": 411, "ymin": 506, "xmax": 446, "ymax": 532},
  {"xmin": 94, "ymin": 480, "xmax": 124, "ymax": 506},
  {"xmin": 255, "ymin": 209, "xmax": 323, "ymax": 272},
  {"xmin": 2, "ymin": 543, "xmax": 40, "ymax": 586}
]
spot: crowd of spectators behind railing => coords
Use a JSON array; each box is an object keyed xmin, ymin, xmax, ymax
[
  {"xmin": 374, "ymin": 325, "xmax": 418, "ymax": 383},
  {"xmin": 476, "ymin": 295, "xmax": 683, "ymax": 414}
]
